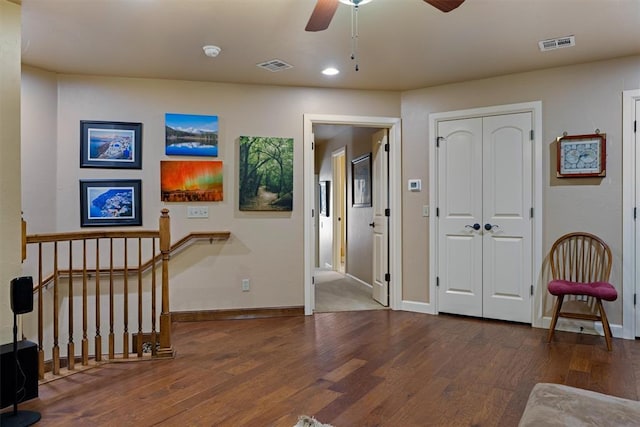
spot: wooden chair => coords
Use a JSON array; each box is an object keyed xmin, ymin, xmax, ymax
[{"xmin": 546, "ymin": 232, "xmax": 617, "ymax": 350}]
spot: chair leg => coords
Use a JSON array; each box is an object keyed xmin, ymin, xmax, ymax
[
  {"xmin": 596, "ymin": 298, "xmax": 613, "ymax": 351},
  {"xmin": 547, "ymin": 295, "xmax": 564, "ymax": 343}
]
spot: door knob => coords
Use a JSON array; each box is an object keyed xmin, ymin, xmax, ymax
[
  {"xmin": 484, "ymin": 223, "xmax": 500, "ymax": 231},
  {"xmin": 369, "ymin": 222, "xmax": 375, "ymax": 228},
  {"xmin": 465, "ymin": 223, "xmax": 481, "ymax": 231}
]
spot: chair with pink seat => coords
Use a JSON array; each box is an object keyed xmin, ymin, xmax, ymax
[{"xmin": 546, "ymin": 232, "xmax": 618, "ymax": 351}]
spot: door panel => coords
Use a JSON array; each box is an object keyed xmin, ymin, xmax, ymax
[
  {"xmin": 482, "ymin": 113, "xmax": 532, "ymax": 323},
  {"xmin": 372, "ymin": 129, "xmax": 389, "ymax": 306},
  {"xmin": 437, "ymin": 113, "xmax": 532, "ymax": 323},
  {"xmin": 437, "ymin": 118, "xmax": 483, "ymax": 316}
]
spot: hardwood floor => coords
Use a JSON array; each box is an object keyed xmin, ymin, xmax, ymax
[{"xmin": 11, "ymin": 311, "xmax": 640, "ymax": 426}]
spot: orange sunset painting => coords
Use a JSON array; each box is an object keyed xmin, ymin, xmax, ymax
[{"xmin": 160, "ymin": 160, "xmax": 223, "ymax": 202}]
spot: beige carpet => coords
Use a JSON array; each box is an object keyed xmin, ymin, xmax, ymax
[{"xmin": 314, "ymin": 269, "xmax": 387, "ymax": 312}]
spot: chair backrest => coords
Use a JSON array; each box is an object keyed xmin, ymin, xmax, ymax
[{"xmin": 548, "ymin": 232, "xmax": 612, "ymax": 283}]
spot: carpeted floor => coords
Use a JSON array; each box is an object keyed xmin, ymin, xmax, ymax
[{"xmin": 314, "ymin": 269, "xmax": 387, "ymax": 312}]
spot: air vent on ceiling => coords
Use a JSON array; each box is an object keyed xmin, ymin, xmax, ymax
[
  {"xmin": 257, "ymin": 59, "xmax": 293, "ymax": 72},
  {"xmin": 538, "ymin": 35, "xmax": 575, "ymax": 52}
]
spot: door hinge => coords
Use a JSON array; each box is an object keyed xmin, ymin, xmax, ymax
[
  {"xmin": 530, "ymin": 129, "xmax": 534, "ymax": 141},
  {"xmin": 311, "ymin": 141, "xmax": 314, "ymax": 150},
  {"xmin": 634, "ymin": 293, "xmax": 637, "ymax": 306},
  {"xmin": 384, "ymin": 143, "xmax": 389, "ymax": 152},
  {"xmin": 385, "ymin": 273, "xmax": 391, "ymax": 282},
  {"xmin": 385, "ymin": 208, "xmax": 390, "ymax": 217},
  {"xmin": 436, "ymin": 276, "xmax": 440, "ymax": 287},
  {"xmin": 312, "ymin": 208, "xmax": 315, "ymax": 218},
  {"xmin": 436, "ymin": 136, "xmax": 444, "ymax": 148},
  {"xmin": 530, "ymin": 285, "xmax": 534, "ymax": 296},
  {"xmin": 436, "ymin": 207, "xmax": 439, "ymax": 218},
  {"xmin": 635, "ymin": 207, "xmax": 637, "ymax": 220},
  {"xmin": 634, "ymin": 120, "xmax": 637, "ymax": 133},
  {"xmin": 530, "ymin": 207, "xmax": 534, "ymax": 219},
  {"xmin": 312, "ymin": 276, "xmax": 315, "ymax": 285}
]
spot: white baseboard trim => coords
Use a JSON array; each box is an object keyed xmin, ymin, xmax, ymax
[
  {"xmin": 400, "ymin": 300, "xmax": 436, "ymax": 315},
  {"xmin": 540, "ymin": 316, "xmax": 624, "ymax": 339},
  {"xmin": 345, "ymin": 273, "xmax": 372, "ymax": 289}
]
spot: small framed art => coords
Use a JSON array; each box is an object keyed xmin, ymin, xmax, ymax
[
  {"xmin": 80, "ymin": 121, "xmax": 142, "ymax": 169},
  {"xmin": 556, "ymin": 133, "xmax": 606, "ymax": 178},
  {"xmin": 80, "ymin": 179, "xmax": 142, "ymax": 227},
  {"xmin": 352, "ymin": 153, "xmax": 372, "ymax": 207}
]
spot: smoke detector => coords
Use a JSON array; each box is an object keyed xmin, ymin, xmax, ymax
[{"xmin": 202, "ymin": 45, "xmax": 221, "ymax": 58}]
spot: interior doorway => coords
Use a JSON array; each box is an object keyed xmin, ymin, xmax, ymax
[
  {"xmin": 332, "ymin": 147, "xmax": 346, "ymax": 274},
  {"xmin": 304, "ymin": 114, "xmax": 402, "ymax": 315}
]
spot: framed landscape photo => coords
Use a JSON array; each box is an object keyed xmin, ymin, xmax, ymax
[
  {"xmin": 80, "ymin": 179, "xmax": 142, "ymax": 227},
  {"xmin": 165, "ymin": 113, "xmax": 218, "ymax": 157},
  {"xmin": 80, "ymin": 121, "xmax": 142, "ymax": 169},
  {"xmin": 352, "ymin": 153, "xmax": 372, "ymax": 207},
  {"xmin": 556, "ymin": 133, "xmax": 606, "ymax": 178}
]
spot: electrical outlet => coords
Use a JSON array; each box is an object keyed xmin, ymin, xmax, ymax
[
  {"xmin": 187, "ymin": 206, "xmax": 209, "ymax": 218},
  {"xmin": 241, "ymin": 279, "xmax": 250, "ymax": 292}
]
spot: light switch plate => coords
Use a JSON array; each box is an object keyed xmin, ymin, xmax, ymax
[
  {"xmin": 408, "ymin": 179, "xmax": 422, "ymax": 192},
  {"xmin": 187, "ymin": 206, "xmax": 209, "ymax": 218},
  {"xmin": 422, "ymin": 205, "xmax": 429, "ymax": 217}
]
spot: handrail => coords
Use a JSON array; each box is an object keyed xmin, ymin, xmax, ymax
[{"xmin": 28, "ymin": 231, "xmax": 231, "ymax": 292}]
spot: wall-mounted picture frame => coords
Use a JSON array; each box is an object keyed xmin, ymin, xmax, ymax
[
  {"xmin": 352, "ymin": 153, "xmax": 372, "ymax": 207},
  {"xmin": 160, "ymin": 160, "xmax": 223, "ymax": 202},
  {"xmin": 557, "ymin": 133, "xmax": 606, "ymax": 178},
  {"xmin": 165, "ymin": 113, "xmax": 218, "ymax": 157},
  {"xmin": 239, "ymin": 136, "xmax": 293, "ymax": 211},
  {"xmin": 80, "ymin": 179, "xmax": 142, "ymax": 227},
  {"xmin": 319, "ymin": 180, "xmax": 330, "ymax": 217},
  {"xmin": 80, "ymin": 121, "xmax": 142, "ymax": 169}
]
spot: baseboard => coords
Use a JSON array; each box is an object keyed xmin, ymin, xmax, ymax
[
  {"xmin": 540, "ymin": 316, "xmax": 624, "ymax": 338},
  {"xmin": 171, "ymin": 306, "xmax": 305, "ymax": 322},
  {"xmin": 400, "ymin": 300, "xmax": 436, "ymax": 315},
  {"xmin": 345, "ymin": 273, "xmax": 372, "ymax": 288}
]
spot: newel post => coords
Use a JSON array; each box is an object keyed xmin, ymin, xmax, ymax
[{"xmin": 156, "ymin": 209, "xmax": 175, "ymax": 358}]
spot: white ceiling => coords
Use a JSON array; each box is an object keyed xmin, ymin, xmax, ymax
[{"xmin": 20, "ymin": 0, "xmax": 640, "ymax": 92}]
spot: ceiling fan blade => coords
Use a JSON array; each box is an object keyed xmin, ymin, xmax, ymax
[
  {"xmin": 423, "ymin": 0, "xmax": 465, "ymax": 13},
  {"xmin": 305, "ymin": 0, "xmax": 339, "ymax": 32}
]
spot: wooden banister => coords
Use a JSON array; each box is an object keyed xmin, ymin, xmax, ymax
[{"xmin": 20, "ymin": 209, "xmax": 230, "ymax": 380}]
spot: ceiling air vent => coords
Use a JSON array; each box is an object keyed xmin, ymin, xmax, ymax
[
  {"xmin": 257, "ymin": 59, "xmax": 293, "ymax": 72},
  {"xmin": 538, "ymin": 35, "xmax": 575, "ymax": 52}
]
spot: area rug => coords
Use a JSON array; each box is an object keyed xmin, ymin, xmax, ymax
[{"xmin": 294, "ymin": 415, "xmax": 334, "ymax": 427}]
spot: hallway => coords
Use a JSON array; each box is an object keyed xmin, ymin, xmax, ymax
[{"xmin": 314, "ymin": 269, "xmax": 387, "ymax": 312}]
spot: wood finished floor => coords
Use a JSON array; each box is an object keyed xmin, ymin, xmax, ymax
[{"xmin": 11, "ymin": 310, "xmax": 640, "ymax": 426}]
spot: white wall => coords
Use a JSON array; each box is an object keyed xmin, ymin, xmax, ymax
[
  {"xmin": 20, "ymin": 71, "xmax": 401, "ymax": 314},
  {"xmin": 0, "ymin": 0, "xmax": 22, "ymax": 344},
  {"xmin": 400, "ymin": 55, "xmax": 640, "ymax": 325}
]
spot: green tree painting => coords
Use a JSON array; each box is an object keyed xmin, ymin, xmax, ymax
[{"xmin": 239, "ymin": 136, "xmax": 293, "ymax": 211}]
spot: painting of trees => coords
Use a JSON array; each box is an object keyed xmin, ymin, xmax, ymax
[{"xmin": 239, "ymin": 136, "xmax": 293, "ymax": 211}]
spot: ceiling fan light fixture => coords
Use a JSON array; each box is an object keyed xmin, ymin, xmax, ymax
[
  {"xmin": 322, "ymin": 67, "xmax": 340, "ymax": 76},
  {"xmin": 338, "ymin": 0, "xmax": 373, "ymax": 6}
]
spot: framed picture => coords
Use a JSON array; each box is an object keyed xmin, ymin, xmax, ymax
[
  {"xmin": 557, "ymin": 133, "xmax": 606, "ymax": 178},
  {"xmin": 80, "ymin": 121, "xmax": 142, "ymax": 169},
  {"xmin": 239, "ymin": 136, "xmax": 293, "ymax": 211},
  {"xmin": 319, "ymin": 181, "xmax": 330, "ymax": 217},
  {"xmin": 80, "ymin": 179, "xmax": 142, "ymax": 227},
  {"xmin": 160, "ymin": 160, "xmax": 223, "ymax": 202},
  {"xmin": 165, "ymin": 113, "xmax": 218, "ymax": 157},
  {"xmin": 352, "ymin": 153, "xmax": 372, "ymax": 207}
]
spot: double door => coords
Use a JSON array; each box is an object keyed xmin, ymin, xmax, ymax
[{"xmin": 437, "ymin": 113, "xmax": 532, "ymax": 323}]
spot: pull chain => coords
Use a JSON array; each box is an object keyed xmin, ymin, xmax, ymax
[{"xmin": 350, "ymin": 5, "xmax": 359, "ymax": 71}]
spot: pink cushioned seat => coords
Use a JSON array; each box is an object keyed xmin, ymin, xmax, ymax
[{"xmin": 548, "ymin": 280, "xmax": 618, "ymax": 301}]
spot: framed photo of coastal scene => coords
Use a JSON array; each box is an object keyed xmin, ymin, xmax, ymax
[
  {"xmin": 80, "ymin": 121, "xmax": 142, "ymax": 169},
  {"xmin": 80, "ymin": 179, "xmax": 142, "ymax": 227},
  {"xmin": 165, "ymin": 113, "xmax": 218, "ymax": 157}
]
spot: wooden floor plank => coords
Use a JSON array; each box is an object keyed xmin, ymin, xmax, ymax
[{"xmin": 9, "ymin": 311, "xmax": 640, "ymax": 426}]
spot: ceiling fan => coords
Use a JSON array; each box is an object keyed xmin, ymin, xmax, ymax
[{"xmin": 305, "ymin": 0, "xmax": 466, "ymax": 32}]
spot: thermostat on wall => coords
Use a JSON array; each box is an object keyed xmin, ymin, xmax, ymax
[{"xmin": 408, "ymin": 179, "xmax": 422, "ymax": 192}]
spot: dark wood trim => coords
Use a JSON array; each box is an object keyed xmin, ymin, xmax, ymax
[{"xmin": 171, "ymin": 306, "xmax": 304, "ymax": 322}]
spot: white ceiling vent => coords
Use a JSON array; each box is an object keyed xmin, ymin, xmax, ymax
[
  {"xmin": 257, "ymin": 59, "xmax": 293, "ymax": 72},
  {"xmin": 538, "ymin": 35, "xmax": 575, "ymax": 52}
]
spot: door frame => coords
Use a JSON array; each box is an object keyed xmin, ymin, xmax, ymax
[
  {"xmin": 622, "ymin": 89, "xmax": 640, "ymax": 339},
  {"xmin": 304, "ymin": 114, "xmax": 402, "ymax": 315},
  {"xmin": 428, "ymin": 101, "xmax": 543, "ymax": 325},
  {"xmin": 331, "ymin": 147, "xmax": 346, "ymax": 273}
]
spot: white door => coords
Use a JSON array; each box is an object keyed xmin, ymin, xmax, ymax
[
  {"xmin": 437, "ymin": 113, "xmax": 533, "ymax": 322},
  {"xmin": 634, "ymin": 98, "xmax": 640, "ymax": 336},
  {"xmin": 372, "ymin": 129, "xmax": 389, "ymax": 306}
]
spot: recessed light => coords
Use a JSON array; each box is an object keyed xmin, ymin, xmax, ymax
[
  {"xmin": 322, "ymin": 67, "xmax": 340, "ymax": 76},
  {"xmin": 202, "ymin": 45, "xmax": 221, "ymax": 58}
]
